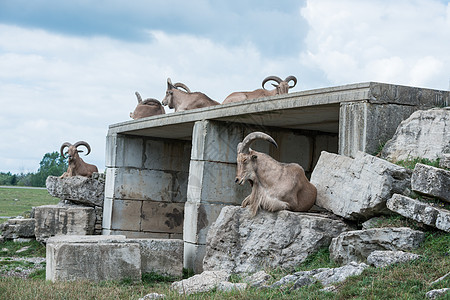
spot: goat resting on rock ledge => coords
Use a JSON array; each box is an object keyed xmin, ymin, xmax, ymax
[
  {"xmin": 235, "ymin": 132, "xmax": 317, "ymax": 216},
  {"xmin": 60, "ymin": 141, "xmax": 98, "ymax": 178}
]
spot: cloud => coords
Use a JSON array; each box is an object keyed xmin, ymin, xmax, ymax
[
  {"xmin": 301, "ymin": 0, "xmax": 450, "ymax": 90},
  {"xmin": 0, "ymin": 24, "xmax": 306, "ymax": 173}
]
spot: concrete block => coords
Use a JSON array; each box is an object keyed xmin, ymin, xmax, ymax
[
  {"xmin": 141, "ymin": 201, "xmax": 185, "ymax": 234},
  {"xmin": 111, "ymin": 168, "xmax": 188, "ymax": 202},
  {"xmin": 184, "ymin": 242, "xmax": 206, "ymax": 274},
  {"xmin": 339, "ymin": 102, "xmax": 417, "ymax": 157},
  {"xmin": 104, "ymin": 229, "xmax": 182, "ymax": 239},
  {"xmin": 46, "ymin": 235, "xmax": 141, "ymax": 282},
  {"xmin": 191, "ymin": 120, "xmax": 244, "ymax": 163},
  {"xmin": 102, "ymin": 197, "xmax": 113, "ymax": 229},
  {"xmin": 143, "ymin": 139, "xmax": 191, "ymax": 172},
  {"xmin": 34, "ymin": 205, "xmax": 95, "ymax": 242},
  {"xmin": 111, "ymin": 200, "xmax": 142, "ymax": 231},
  {"xmin": 187, "ymin": 160, "xmax": 250, "ymax": 205},
  {"xmin": 105, "ymin": 134, "xmax": 144, "ymax": 168},
  {"xmin": 130, "ymin": 239, "xmax": 184, "ymax": 277},
  {"xmin": 183, "ymin": 202, "xmax": 230, "ymax": 245},
  {"xmin": 0, "ymin": 218, "xmax": 35, "ymax": 240}
]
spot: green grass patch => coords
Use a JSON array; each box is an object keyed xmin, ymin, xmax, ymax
[
  {"xmin": 0, "ymin": 187, "xmax": 59, "ymax": 224},
  {"xmin": 0, "ymin": 240, "xmax": 46, "ymax": 257},
  {"xmin": 395, "ymin": 157, "xmax": 441, "ymax": 170}
]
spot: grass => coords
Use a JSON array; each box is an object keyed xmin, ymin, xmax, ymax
[
  {"xmin": 0, "ymin": 186, "xmax": 449, "ymax": 299},
  {"xmin": 394, "ymin": 157, "xmax": 441, "ymax": 170},
  {"xmin": 0, "ymin": 187, "xmax": 59, "ymax": 224}
]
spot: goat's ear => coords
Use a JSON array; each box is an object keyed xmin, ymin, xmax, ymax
[
  {"xmin": 251, "ymin": 154, "xmax": 257, "ymax": 160},
  {"xmin": 77, "ymin": 150, "xmax": 84, "ymax": 153},
  {"xmin": 272, "ymin": 83, "xmax": 278, "ymax": 88}
]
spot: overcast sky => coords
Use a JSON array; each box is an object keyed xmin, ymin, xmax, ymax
[{"xmin": 0, "ymin": 0, "xmax": 449, "ymax": 174}]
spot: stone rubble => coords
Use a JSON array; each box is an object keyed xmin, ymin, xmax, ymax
[
  {"xmin": 411, "ymin": 163, "xmax": 450, "ymax": 203},
  {"xmin": 171, "ymin": 270, "xmax": 230, "ymax": 295},
  {"xmin": 366, "ymin": 250, "xmax": 421, "ymax": 268}
]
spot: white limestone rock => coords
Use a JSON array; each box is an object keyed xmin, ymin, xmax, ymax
[
  {"xmin": 310, "ymin": 151, "xmax": 412, "ymax": 220},
  {"xmin": 367, "ymin": 250, "xmax": 421, "ymax": 268},
  {"xmin": 171, "ymin": 270, "xmax": 230, "ymax": 295},
  {"xmin": 411, "ymin": 163, "xmax": 450, "ymax": 203},
  {"xmin": 381, "ymin": 107, "xmax": 450, "ymax": 162},
  {"xmin": 426, "ymin": 288, "xmax": 450, "ymax": 299},
  {"xmin": 387, "ymin": 194, "xmax": 450, "ymax": 232},
  {"xmin": 313, "ymin": 262, "xmax": 369, "ymax": 286},
  {"xmin": 329, "ymin": 227, "xmax": 425, "ymax": 265},
  {"xmin": 203, "ymin": 206, "xmax": 349, "ymax": 274}
]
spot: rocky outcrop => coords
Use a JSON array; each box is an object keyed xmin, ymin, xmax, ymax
[
  {"xmin": 329, "ymin": 227, "xmax": 425, "ymax": 265},
  {"xmin": 411, "ymin": 163, "xmax": 450, "ymax": 203},
  {"xmin": 310, "ymin": 151, "xmax": 411, "ymax": 220},
  {"xmin": 381, "ymin": 107, "xmax": 450, "ymax": 162},
  {"xmin": 46, "ymin": 173, "xmax": 105, "ymax": 207},
  {"xmin": 366, "ymin": 250, "xmax": 421, "ymax": 268},
  {"xmin": 426, "ymin": 288, "xmax": 450, "ymax": 299},
  {"xmin": 387, "ymin": 194, "xmax": 450, "ymax": 232},
  {"xmin": 202, "ymin": 206, "xmax": 349, "ymax": 274}
]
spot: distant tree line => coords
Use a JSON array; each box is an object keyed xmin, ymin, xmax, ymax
[{"xmin": 0, "ymin": 152, "xmax": 68, "ymax": 187}]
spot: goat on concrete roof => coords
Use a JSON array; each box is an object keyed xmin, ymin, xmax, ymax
[
  {"xmin": 223, "ymin": 75, "xmax": 297, "ymax": 104},
  {"xmin": 130, "ymin": 92, "xmax": 165, "ymax": 120},
  {"xmin": 162, "ymin": 78, "xmax": 220, "ymax": 112},
  {"xmin": 60, "ymin": 141, "xmax": 98, "ymax": 178}
]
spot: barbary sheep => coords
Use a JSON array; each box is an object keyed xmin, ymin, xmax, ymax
[
  {"xmin": 235, "ymin": 132, "xmax": 316, "ymax": 216},
  {"xmin": 162, "ymin": 78, "xmax": 220, "ymax": 112},
  {"xmin": 130, "ymin": 92, "xmax": 165, "ymax": 119},
  {"xmin": 223, "ymin": 75, "xmax": 297, "ymax": 104},
  {"xmin": 60, "ymin": 141, "xmax": 98, "ymax": 178}
]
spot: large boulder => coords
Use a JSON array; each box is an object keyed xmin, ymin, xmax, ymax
[
  {"xmin": 202, "ymin": 206, "xmax": 350, "ymax": 274},
  {"xmin": 411, "ymin": 163, "xmax": 450, "ymax": 203},
  {"xmin": 329, "ymin": 227, "xmax": 425, "ymax": 265},
  {"xmin": 381, "ymin": 107, "xmax": 450, "ymax": 162},
  {"xmin": 387, "ymin": 194, "xmax": 450, "ymax": 232},
  {"xmin": 310, "ymin": 151, "xmax": 412, "ymax": 221},
  {"xmin": 46, "ymin": 173, "xmax": 105, "ymax": 207}
]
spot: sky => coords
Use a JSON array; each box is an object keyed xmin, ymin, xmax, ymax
[{"xmin": 0, "ymin": 0, "xmax": 449, "ymax": 174}]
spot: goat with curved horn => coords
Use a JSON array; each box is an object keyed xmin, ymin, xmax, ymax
[
  {"xmin": 130, "ymin": 92, "xmax": 165, "ymax": 119},
  {"xmin": 162, "ymin": 77, "xmax": 219, "ymax": 112},
  {"xmin": 223, "ymin": 75, "xmax": 298, "ymax": 104},
  {"xmin": 235, "ymin": 131, "xmax": 316, "ymax": 216},
  {"xmin": 60, "ymin": 141, "xmax": 98, "ymax": 178}
]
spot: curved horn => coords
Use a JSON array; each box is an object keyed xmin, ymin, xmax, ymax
[
  {"xmin": 237, "ymin": 132, "xmax": 278, "ymax": 154},
  {"xmin": 284, "ymin": 76, "xmax": 297, "ymax": 89},
  {"xmin": 167, "ymin": 78, "xmax": 174, "ymax": 89},
  {"xmin": 73, "ymin": 141, "xmax": 91, "ymax": 156},
  {"xmin": 141, "ymin": 98, "xmax": 162, "ymax": 106},
  {"xmin": 135, "ymin": 92, "xmax": 143, "ymax": 103},
  {"xmin": 262, "ymin": 76, "xmax": 283, "ymax": 90},
  {"xmin": 60, "ymin": 142, "xmax": 72, "ymax": 158},
  {"xmin": 173, "ymin": 82, "xmax": 191, "ymax": 93}
]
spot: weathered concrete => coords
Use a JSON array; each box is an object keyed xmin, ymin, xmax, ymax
[
  {"xmin": 105, "ymin": 82, "xmax": 448, "ymax": 273},
  {"xmin": 387, "ymin": 194, "xmax": 450, "ymax": 232},
  {"xmin": 411, "ymin": 163, "xmax": 450, "ymax": 203},
  {"xmin": 0, "ymin": 218, "xmax": 35, "ymax": 240},
  {"xmin": 311, "ymin": 151, "xmax": 412, "ymax": 220},
  {"xmin": 129, "ymin": 238, "xmax": 184, "ymax": 277},
  {"xmin": 46, "ymin": 235, "xmax": 141, "ymax": 282},
  {"xmin": 34, "ymin": 205, "xmax": 95, "ymax": 243}
]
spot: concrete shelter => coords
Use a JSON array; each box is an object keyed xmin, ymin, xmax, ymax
[{"xmin": 102, "ymin": 82, "xmax": 449, "ymax": 273}]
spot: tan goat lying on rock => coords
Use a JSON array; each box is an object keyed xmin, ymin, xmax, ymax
[
  {"xmin": 60, "ymin": 141, "xmax": 98, "ymax": 178},
  {"xmin": 130, "ymin": 92, "xmax": 165, "ymax": 119},
  {"xmin": 223, "ymin": 75, "xmax": 297, "ymax": 104},
  {"xmin": 235, "ymin": 132, "xmax": 317, "ymax": 216}
]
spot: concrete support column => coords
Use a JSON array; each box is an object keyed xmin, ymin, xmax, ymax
[
  {"xmin": 103, "ymin": 133, "xmax": 191, "ymax": 238},
  {"xmin": 339, "ymin": 101, "xmax": 417, "ymax": 157},
  {"xmin": 184, "ymin": 120, "xmax": 250, "ymax": 273}
]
